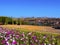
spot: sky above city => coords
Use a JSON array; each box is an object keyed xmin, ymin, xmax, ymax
[{"xmin": 0, "ymin": 0, "xmax": 60, "ymax": 18}]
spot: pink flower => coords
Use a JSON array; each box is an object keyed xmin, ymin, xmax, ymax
[
  {"xmin": 16, "ymin": 35, "xmax": 20, "ymax": 38},
  {"xmin": 28, "ymin": 32, "xmax": 32, "ymax": 36},
  {"xmin": 30, "ymin": 43, "xmax": 35, "ymax": 45},
  {"xmin": 32, "ymin": 36, "xmax": 37, "ymax": 40},
  {"xmin": 1, "ymin": 40, "xmax": 6, "ymax": 44},
  {"xmin": 12, "ymin": 39, "xmax": 17, "ymax": 44},
  {"xmin": 21, "ymin": 32, "xmax": 25, "ymax": 37},
  {"xmin": 6, "ymin": 41, "xmax": 10, "ymax": 45}
]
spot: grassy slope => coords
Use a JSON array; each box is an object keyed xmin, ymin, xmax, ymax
[{"xmin": 1, "ymin": 25, "xmax": 60, "ymax": 34}]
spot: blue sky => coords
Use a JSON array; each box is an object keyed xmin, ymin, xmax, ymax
[{"xmin": 0, "ymin": 0, "xmax": 60, "ymax": 18}]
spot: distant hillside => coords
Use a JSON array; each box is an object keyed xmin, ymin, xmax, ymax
[{"xmin": 0, "ymin": 16, "xmax": 60, "ymax": 26}]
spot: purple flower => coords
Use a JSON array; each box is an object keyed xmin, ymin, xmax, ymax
[
  {"xmin": 12, "ymin": 39, "xmax": 17, "ymax": 44},
  {"xmin": 32, "ymin": 36, "xmax": 37, "ymax": 40},
  {"xmin": 16, "ymin": 35, "xmax": 20, "ymax": 38},
  {"xmin": 35, "ymin": 39, "xmax": 39, "ymax": 43},
  {"xmin": 41, "ymin": 43, "xmax": 44, "ymax": 45},
  {"xmin": 6, "ymin": 41, "xmax": 10, "ymax": 45},
  {"xmin": 21, "ymin": 32, "xmax": 25, "ymax": 37},
  {"xmin": 1, "ymin": 40, "xmax": 6, "ymax": 44},
  {"xmin": 30, "ymin": 43, "xmax": 35, "ymax": 45}
]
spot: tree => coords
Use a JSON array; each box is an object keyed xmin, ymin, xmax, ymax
[
  {"xmin": 0, "ymin": 16, "xmax": 7, "ymax": 25},
  {"xmin": 17, "ymin": 18, "xmax": 20, "ymax": 25}
]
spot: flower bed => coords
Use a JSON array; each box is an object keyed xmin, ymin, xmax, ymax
[{"xmin": 0, "ymin": 27, "xmax": 60, "ymax": 45}]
